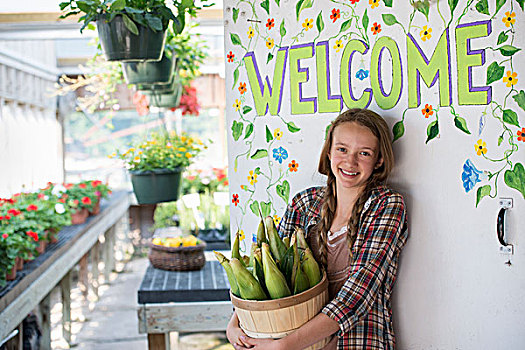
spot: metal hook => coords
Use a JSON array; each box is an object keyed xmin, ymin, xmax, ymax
[{"xmin": 497, "ymin": 208, "xmax": 508, "ymax": 247}]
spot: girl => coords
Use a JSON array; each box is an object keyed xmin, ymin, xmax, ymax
[{"xmin": 227, "ymin": 109, "xmax": 408, "ymax": 350}]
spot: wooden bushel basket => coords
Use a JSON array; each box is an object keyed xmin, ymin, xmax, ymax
[{"xmin": 230, "ymin": 273, "xmax": 330, "ymax": 350}]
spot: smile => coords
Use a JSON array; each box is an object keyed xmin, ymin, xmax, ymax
[{"xmin": 340, "ymin": 169, "xmax": 358, "ymax": 176}]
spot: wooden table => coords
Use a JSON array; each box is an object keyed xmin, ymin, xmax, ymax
[{"xmin": 137, "ymin": 259, "xmax": 233, "ymax": 350}]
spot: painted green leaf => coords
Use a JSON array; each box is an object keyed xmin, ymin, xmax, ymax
[
  {"xmin": 254, "ymin": 167, "xmax": 261, "ymax": 175},
  {"xmin": 383, "ymin": 0, "xmax": 393, "ymax": 7},
  {"xmin": 232, "ymin": 67, "xmax": 239, "ymax": 90},
  {"xmin": 244, "ymin": 123, "xmax": 254, "ymax": 139},
  {"xmin": 296, "ymin": 0, "xmax": 313, "ymax": 21},
  {"xmin": 274, "ymin": 0, "xmax": 280, "ymax": 6},
  {"xmin": 267, "ymin": 52, "xmax": 274, "ymax": 64},
  {"xmin": 516, "ymin": 0, "xmax": 525, "ymax": 11},
  {"xmin": 251, "ymin": 149, "xmax": 268, "ymax": 159},
  {"xmin": 232, "ymin": 120, "xmax": 243, "ymax": 141},
  {"xmin": 448, "ymin": 0, "xmax": 459, "ymax": 14},
  {"xmin": 362, "ymin": 9, "xmax": 369, "ymax": 35},
  {"xmin": 495, "ymin": 0, "xmax": 507, "ymax": 15},
  {"xmin": 340, "ymin": 19, "xmax": 352, "ymax": 33},
  {"xmin": 382, "ymin": 14, "xmax": 398, "ymax": 26},
  {"xmin": 280, "ymin": 20, "xmax": 286, "ymax": 37},
  {"xmin": 250, "ymin": 201, "xmax": 260, "ymax": 216},
  {"xmin": 454, "ymin": 116, "xmax": 471, "ymax": 134},
  {"xmin": 486, "ymin": 61, "xmax": 505, "ymax": 85},
  {"xmin": 392, "ymin": 120, "xmax": 405, "ymax": 142},
  {"xmin": 276, "ymin": 180, "xmax": 290, "ymax": 204},
  {"xmin": 121, "ymin": 14, "xmax": 139, "ymax": 35},
  {"xmin": 415, "ymin": 1, "xmax": 430, "ymax": 20},
  {"xmin": 504, "ymin": 163, "xmax": 525, "ymax": 199},
  {"xmin": 316, "ymin": 11, "xmax": 324, "ymax": 33},
  {"xmin": 261, "ymin": 0, "xmax": 270, "ymax": 15},
  {"xmin": 232, "ymin": 7, "xmax": 239, "ymax": 23},
  {"xmin": 476, "ymin": 185, "xmax": 491, "ymax": 207},
  {"xmin": 260, "ymin": 201, "xmax": 271, "ymax": 217},
  {"xmin": 243, "ymin": 106, "xmax": 253, "ymax": 114},
  {"xmin": 287, "ymin": 121, "xmax": 301, "ymax": 133},
  {"xmin": 498, "ymin": 45, "xmax": 521, "ymax": 56},
  {"xmin": 230, "ymin": 33, "xmax": 242, "ymax": 46},
  {"xmin": 425, "ymin": 120, "xmax": 439, "ymax": 144},
  {"xmin": 498, "ymin": 135, "xmax": 504, "ymax": 146},
  {"xmin": 266, "ymin": 125, "xmax": 274, "ymax": 142},
  {"xmin": 502, "ymin": 109, "xmax": 520, "ymax": 126},
  {"xmin": 497, "ymin": 31, "xmax": 509, "ymax": 45},
  {"xmin": 512, "ymin": 90, "xmax": 525, "ymax": 111},
  {"xmin": 475, "ymin": 0, "xmax": 489, "ymax": 15},
  {"xmin": 234, "ymin": 157, "xmax": 238, "ymax": 172}
]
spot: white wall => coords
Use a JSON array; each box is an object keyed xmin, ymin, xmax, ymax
[{"xmin": 223, "ymin": 0, "xmax": 525, "ymax": 348}]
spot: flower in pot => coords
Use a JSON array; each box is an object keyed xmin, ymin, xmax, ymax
[
  {"xmin": 113, "ymin": 131, "xmax": 205, "ymax": 204},
  {"xmin": 59, "ymin": 0, "xmax": 212, "ymax": 61},
  {"xmin": 78, "ymin": 180, "xmax": 112, "ymax": 215},
  {"xmin": 63, "ymin": 183, "xmax": 99, "ymax": 224}
]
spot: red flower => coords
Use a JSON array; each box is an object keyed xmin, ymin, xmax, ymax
[
  {"xmin": 64, "ymin": 183, "xmax": 73, "ymax": 189},
  {"xmin": 26, "ymin": 204, "xmax": 38, "ymax": 211},
  {"xmin": 330, "ymin": 9, "xmax": 340, "ymax": 22},
  {"xmin": 26, "ymin": 230, "xmax": 39, "ymax": 241},
  {"xmin": 82, "ymin": 196, "xmax": 92, "ymax": 205},
  {"xmin": 92, "ymin": 180, "xmax": 102, "ymax": 187},
  {"xmin": 517, "ymin": 127, "xmax": 525, "ymax": 142},
  {"xmin": 73, "ymin": 199, "xmax": 80, "ymax": 206},
  {"xmin": 8, "ymin": 208, "xmax": 20, "ymax": 216},
  {"xmin": 7, "ymin": 198, "xmax": 16, "ymax": 204},
  {"xmin": 371, "ymin": 22, "xmax": 381, "ymax": 35},
  {"xmin": 227, "ymin": 51, "xmax": 235, "ymax": 63},
  {"xmin": 238, "ymin": 82, "xmax": 247, "ymax": 94},
  {"xmin": 232, "ymin": 194, "xmax": 239, "ymax": 206},
  {"xmin": 350, "ymin": 0, "xmax": 360, "ymax": 4},
  {"xmin": 422, "ymin": 104, "xmax": 433, "ymax": 118},
  {"xmin": 2, "ymin": 233, "xmax": 8, "ymax": 239},
  {"xmin": 288, "ymin": 160, "xmax": 299, "ymax": 172},
  {"xmin": 37, "ymin": 193, "xmax": 45, "ymax": 199},
  {"xmin": 78, "ymin": 183, "xmax": 87, "ymax": 189},
  {"xmin": 58, "ymin": 198, "xmax": 66, "ymax": 203},
  {"xmin": 132, "ymin": 91, "xmax": 150, "ymax": 116},
  {"xmin": 266, "ymin": 18, "xmax": 275, "ymax": 29}
]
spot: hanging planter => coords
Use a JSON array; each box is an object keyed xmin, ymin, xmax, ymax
[
  {"xmin": 145, "ymin": 81, "xmax": 183, "ymax": 108},
  {"xmin": 137, "ymin": 75, "xmax": 179, "ymax": 94},
  {"xmin": 130, "ymin": 168, "xmax": 184, "ymax": 204},
  {"xmin": 122, "ymin": 54, "xmax": 177, "ymax": 84},
  {"xmin": 97, "ymin": 14, "xmax": 167, "ymax": 62}
]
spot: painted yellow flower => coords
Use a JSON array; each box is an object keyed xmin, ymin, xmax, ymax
[
  {"xmin": 248, "ymin": 26, "xmax": 254, "ymax": 39},
  {"xmin": 475, "ymin": 139, "xmax": 487, "ymax": 156},
  {"xmin": 502, "ymin": 71, "xmax": 518, "ymax": 87},
  {"xmin": 248, "ymin": 170, "xmax": 258, "ymax": 185},
  {"xmin": 273, "ymin": 215, "xmax": 281, "ymax": 227},
  {"xmin": 239, "ymin": 230, "xmax": 245, "ymax": 241},
  {"xmin": 233, "ymin": 99, "xmax": 241, "ymax": 111},
  {"xmin": 420, "ymin": 26, "xmax": 432, "ymax": 41},
  {"xmin": 266, "ymin": 38, "xmax": 274, "ymax": 49},
  {"xmin": 302, "ymin": 18, "xmax": 313, "ymax": 31},
  {"xmin": 274, "ymin": 128, "xmax": 283, "ymax": 140},
  {"xmin": 369, "ymin": 0, "xmax": 380, "ymax": 9},
  {"xmin": 334, "ymin": 39, "xmax": 343, "ymax": 53},
  {"xmin": 502, "ymin": 11, "xmax": 516, "ymax": 27}
]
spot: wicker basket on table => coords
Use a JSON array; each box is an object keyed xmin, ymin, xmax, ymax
[{"xmin": 148, "ymin": 241, "xmax": 207, "ymax": 271}]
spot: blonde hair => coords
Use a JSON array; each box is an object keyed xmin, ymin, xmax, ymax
[{"xmin": 313, "ymin": 109, "xmax": 394, "ymax": 268}]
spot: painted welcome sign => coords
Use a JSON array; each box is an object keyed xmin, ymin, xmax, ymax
[{"xmin": 224, "ymin": 0, "xmax": 524, "ymax": 248}]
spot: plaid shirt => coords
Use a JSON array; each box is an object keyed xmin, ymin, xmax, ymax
[{"xmin": 278, "ymin": 185, "xmax": 408, "ymax": 350}]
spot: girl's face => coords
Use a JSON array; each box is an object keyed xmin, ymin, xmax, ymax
[{"xmin": 329, "ymin": 122, "xmax": 383, "ymax": 193}]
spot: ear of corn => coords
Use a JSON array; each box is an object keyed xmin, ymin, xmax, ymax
[
  {"xmin": 230, "ymin": 258, "xmax": 268, "ymax": 300},
  {"xmin": 214, "ymin": 251, "xmax": 240, "ymax": 297},
  {"xmin": 242, "ymin": 255, "xmax": 250, "ymax": 267},
  {"xmin": 292, "ymin": 238, "xmax": 310, "ymax": 294},
  {"xmin": 295, "ymin": 227, "xmax": 309, "ymax": 250},
  {"xmin": 282, "ymin": 236, "xmax": 290, "ymax": 249},
  {"xmin": 302, "ymin": 247, "xmax": 322, "ymax": 288},
  {"xmin": 265, "ymin": 216, "xmax": 287, "ymax": 264},
  {"xmin": 256, "ymin": 218, "xmax": 267, "ymax": 247},
  {"xmin": 253, "ymin": 251, "xmax": 269, "ymax": 297},
  {"xmin": 232, "ymin": 230, "xmax": 245, "ymax": 266},
  {"xmin": 249, "ymin": 242, "xmax": 257, "ymax": 268},
  {"xmin": 261, "ymin": 243, "xmax": 291, "ymax": 299},
  {"xmin": 280, "ymin": 244, "xmax": 295, "ymax": 290}
]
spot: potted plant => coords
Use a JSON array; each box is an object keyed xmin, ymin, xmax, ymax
[
  {"xmin": 63, "ymin": 183, "xmax": 99, "ymax": 224},
  {"xmin": 113, "ymin": 131, "xmax": 205, "ymax": 204},
  {"xmin": 59, "ymin": 0, "xmax": 211, "ymax": 61}
]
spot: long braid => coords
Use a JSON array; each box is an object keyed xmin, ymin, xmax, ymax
[
  {"xmin": 315, "ymin": 173, "xmax": 337, "ymax": 269},
  {"xmin": 345, "ymin": 180, "xmax": 378, "ymax": 256}
]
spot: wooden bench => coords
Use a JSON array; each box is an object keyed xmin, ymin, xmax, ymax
[
  {"xmin": 137, "ymin": 258, "xmax": 233, "ymax": 350},
  {"xmin": 0, "ymin": 191, "xmax": 130, "ymax": 349}
]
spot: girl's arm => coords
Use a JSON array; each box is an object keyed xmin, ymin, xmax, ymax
[{"xmin": 226, "ymin": 311, "xmax": 253, "ymax": 349}]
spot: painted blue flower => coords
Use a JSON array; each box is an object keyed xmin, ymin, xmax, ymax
[
  {"xmin": 356, "ymin": 69, "xmax": 369, "ymax": 81},
  {"xmin": 273, "ymin": 146, "xmax": 288, "ymax": 164},
  {"xmin": 462, "ymin": 159, "xmax": 483, "ymax": 192}
]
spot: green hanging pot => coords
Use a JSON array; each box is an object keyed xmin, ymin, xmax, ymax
[
  {"xmin": 122, "ymin": 54, "xmax": 177, "ymax": 84},
  {"xmin": 137, "ymin": 76, "xmax": 178, "ymax": 94},
  {"xmin": 96, "ymin": 14, "xmax": 167, "ymax": 62},
  {"xmin": 144, "ymin": 82, "xmax": 183, "ymax": 108},
  {"xmin": 130, "ymin": 168, "xmax": 183, "ymax": 204}
]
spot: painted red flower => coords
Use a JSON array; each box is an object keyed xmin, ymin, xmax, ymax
[
  {"xmin": 422, "ymin": 104, "xmax": 433, "ymax": 118},
  {"xmin": 330, "ymin": 9, "xmax": 340, "ymax": 23},
  {"xmin": 26, "ymin": 204, "xmax": 38, "ymax": 211},
  {"xmin": 350, "ymin": 0, "xmax": 360, "ymax": 4},
  {"xmin": 517, "ymin": 127, "xmax": 525, "ymax": 142},
  {"xmin": 238, "ymin": 82, "xmax": 247, "ymax": 94},
  {"xmin": 232, "ymin": 193, "xmax": 239, "ymax": 206},
  {"xmin": 82, "ymin": 196, "xmax": 92, "ymax": 205},
  {"xmin": 266, "ymin": 18, "xmax": 275, "ymax": 29},
  {"xmin": 288, "ymin": 160, "xmax": 299, "ymax": 172},
  {"xmin": 371, "ymin": 22, "xmax": 381, "ymax": 35},
  {"xmin": 227, "ymin": 51, "xmax": 235, "ymax": 63}
]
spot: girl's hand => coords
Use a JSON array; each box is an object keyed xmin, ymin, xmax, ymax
[
  {"xmin": 226, "ymin": 312, "xmax": 253, "ymax": 349},
  {"xmin": 238, "ymin": 336, "xmax": 286, "ymax": 350}
]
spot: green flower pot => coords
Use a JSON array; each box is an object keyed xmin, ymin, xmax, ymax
[
  {"xmin": 145, "ymin": 83, "xmax": 183, "ymax": 108},
  {"xmin": 122, "ymin": 55, "xmax": 177, "ymax": 84},
  {"xmin": 137, "ymin": 76, "xmax": 178, "ymax": 94},
  {"xmin": 97, "ymin": 14, "xmax": 167, "ymax": 62},
  {"xmin": 130, "ymin": 168, "xmax": 183, "ymax": 204}
]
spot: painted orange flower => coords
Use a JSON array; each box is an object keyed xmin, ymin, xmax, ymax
[
  {"xmin": 232, "ymin": 193, "xmax": 239, "ymax": 206},
  {"xmin": 502, "ymin": 11, "xmax": 516, "ymax": 27},
  {"xmin": 273, "ymin": 215, "xmax": 281, "ymax": 227},
  {"xmin": 227, "ymin": 51, "xmax": 235, "ymax": 63},
  {"xmin": 238, "ymin": 82, "xmax": 247, "ymax": 94},
  {"xmin": 288, "ymin": 160, "xmax": 299, "ymax": 172},
  {"xmin": 266, "ymin": 18, "xmax": 275, "ymax": 29},
  {"xmin": 502, "ymin": 71, "xmax": 518, "ymax": 87},
  {"xmin": 517, "ymin": 128, "xmax": 525, "ymax": 142},
  {"xmin": 369, "ymin": 0, "xmax": 380, "ymax": 9},
  {"xmin": 330, "ymin": 9, "xmax": 340, "ymax": 23},
  {"xmin": 475, "ymin": 139, "xmax": 487, "ymax": 156},
  {"xmin": 420, "ymin": 26, "xmax": 432, "ymax": 41},
  {"xmin": 371, "ymin": 22, "xmax": 381, "ymax": 35},
  {"xmin": 421, "ymin": 104, "xmax": 433, "ymax": 118}
]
